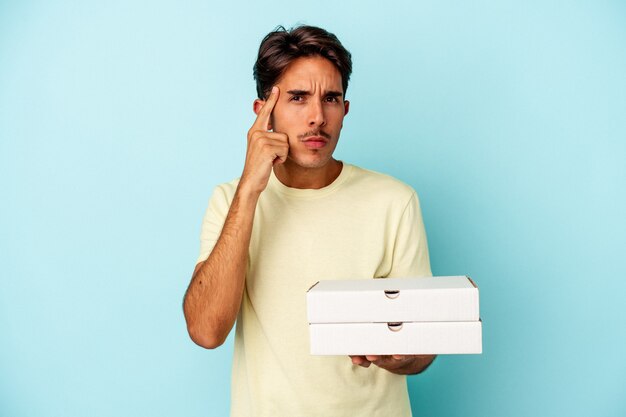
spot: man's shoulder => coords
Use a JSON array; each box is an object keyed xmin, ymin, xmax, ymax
[
  {"xmin": 208, "ymin": 177, "xmax": 241, "ymax": 203},
  {"xmin": 347, "ymin": 163, "xmax": 417, "ymax": 199}
]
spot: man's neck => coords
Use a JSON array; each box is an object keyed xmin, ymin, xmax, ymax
[{"xmin": 273, "ymin": 159, "xmax": 343, "ymax": 189}]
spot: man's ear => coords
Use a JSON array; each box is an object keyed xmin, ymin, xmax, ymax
[
  {"xmin": 253, "ymin": 99, "xmax": 265, "ymax": 116},
  {"xmin": 343, "ymin": 100, "xmax": 350, "ymax": 116},
  {"xmin": 253, "ymin": 98, "xmax": 272, "ymax": 130}
]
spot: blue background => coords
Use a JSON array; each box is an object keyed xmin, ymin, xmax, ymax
[{"xmin": 1, "ymin": 1, "xmax": 625, "ymax": 416}]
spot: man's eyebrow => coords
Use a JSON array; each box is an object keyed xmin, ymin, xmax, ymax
[
  {"xmin": 286, "ymin": 89, "xmax": 311, "ymax": 96},
  {"xmin": 286, "ymin": 89, "xmax": 343, "ymax": 97}
]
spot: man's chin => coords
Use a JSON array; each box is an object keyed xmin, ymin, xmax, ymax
[{"xmin": 287, "ymin": 155, "xmax": 335, "ymax": 170}]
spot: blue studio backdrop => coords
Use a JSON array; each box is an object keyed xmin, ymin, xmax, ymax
[{"xmin": 1, "ymin": 1, "xmax": 625, "ymax": 416}]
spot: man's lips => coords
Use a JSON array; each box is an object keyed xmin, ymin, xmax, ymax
[{"xmin": 302, "ymin": 136, "xmax": 328, "ymax": 149}]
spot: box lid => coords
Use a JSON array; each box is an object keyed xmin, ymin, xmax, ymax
[{"xmin": 306, "ymin": 275, "xmax": 479, "ymax": 323}]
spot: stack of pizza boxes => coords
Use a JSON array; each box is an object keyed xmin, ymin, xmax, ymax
[{"xmin": 306, "ymin": 276, "xmax": 482, "ymax": 355}]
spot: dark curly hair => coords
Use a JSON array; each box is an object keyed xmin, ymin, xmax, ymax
[{"xmin": 253, "ymin": 25, "xmax": 353, "ymax": 100}]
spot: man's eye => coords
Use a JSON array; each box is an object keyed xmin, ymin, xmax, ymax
[
  {"xmin": 325, "ymin": 96, "xmax": 339, "ymax": 103},
  {"xmin": 290, "ymin": 95, "xmax": 303, "ymax": 102}
]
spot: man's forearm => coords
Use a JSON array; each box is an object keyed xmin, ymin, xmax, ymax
[{"xmin": 183, "ymin": 184, "xmax": 260, "ymax": 348}]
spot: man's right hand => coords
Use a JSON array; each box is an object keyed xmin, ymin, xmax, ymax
[{"xmin": 240, "ymin": 86, "xmax": 289, "ymax": 194}]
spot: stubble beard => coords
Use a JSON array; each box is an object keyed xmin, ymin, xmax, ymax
[
  {"xmin": 285, "ymin": 154, "xmax": 331, "ymax": 170},
  {"xmin": 287, "ymin": 141, "xmax": 338, "ymax": 170}
]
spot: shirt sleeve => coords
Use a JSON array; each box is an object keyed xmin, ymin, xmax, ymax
[
  {"xmin": 387, "ymin": 191, "xmax": 432, "ymax": 278},
  {"xmin": 195, "ymin": 184, "xmax": 232, "ymax": 265}
]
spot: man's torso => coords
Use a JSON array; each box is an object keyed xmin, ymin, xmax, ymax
[{"xmin": 197, "ymin": 163, "xmax": 431, "ymax": 416}]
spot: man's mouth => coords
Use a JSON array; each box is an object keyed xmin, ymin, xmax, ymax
[
  {"xmin": 302, "ymin": 136, "xmax": 328, "ymax": 149},
  {"xmin": 299, "ymin": 128, "xmax": 332, "ymax": 149}
]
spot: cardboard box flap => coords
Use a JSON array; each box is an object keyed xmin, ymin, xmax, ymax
[{"xmin": 307, "ymin": 275, "xmax": 476, "ymax": 292}]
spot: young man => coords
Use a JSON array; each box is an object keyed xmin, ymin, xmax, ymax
[{"xmin": 183, "ymin": 25, "xmax": 435, "ymax": 416}]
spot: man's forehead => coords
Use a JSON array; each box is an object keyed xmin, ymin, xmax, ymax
[{"xmin": 279, "ymin": 56, "xmax": 343, "ymax": 91}]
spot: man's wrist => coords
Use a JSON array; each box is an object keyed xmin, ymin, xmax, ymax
[{"xmin": 236, "ymin": 181, "xmax": 263, "ymax": 204}]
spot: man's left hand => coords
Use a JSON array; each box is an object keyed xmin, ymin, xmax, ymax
[{"xmin": 349, "ymin": 354, "xmax": 436, "ymax": 375}]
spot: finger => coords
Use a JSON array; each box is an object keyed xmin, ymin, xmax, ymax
[
  {"xmin": 273, "ymin": 154, "xmax": 287, "ymax": 165},
  {"xmin": 365, "ymin": 355, "xmax": 380, "ymax": 362},
  {"xmin": 258, "ymin": 143, "xmax": 288, "ymax": 164},
  {"xmin": 253, "ymin": 86, "xmax": 280, "ymax": 131},
  {"xmin": 249, "ymin": 131, "xmax": 289, "ymax": 144},
  {"xmin": 350, "ymin": 356, "xmax": 371, "ymax": 367},
  {"xmin": 392, "ymin": 355, "xmax": 405, "ymax": 360},
  {"xmin": 271, "ymin": 152, "xmax": 287, "ymax": 165}
]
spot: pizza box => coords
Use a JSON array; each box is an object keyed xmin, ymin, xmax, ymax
[
  {"xmin": 309, "ymin": 320, "xmax": 482, "ymax": 355},
  {"xmin": 307, "ymin": 275, "xmax": 482, "ymax": 355},
  {"xmin": 307, "ymin": 276, "xmax": 479, "ymax": 323}
]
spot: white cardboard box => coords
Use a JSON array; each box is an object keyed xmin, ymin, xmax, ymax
[
  {"xmin": 306, "ymin": 276, "xmax": 482, "ymax": 355},
  {"xmin": 307, "ymin": 276, "xmax": 479, "ymax": 323},
  {"xmin": 309, "ymin": 321, "xmax": 482, "ymax": 355}
]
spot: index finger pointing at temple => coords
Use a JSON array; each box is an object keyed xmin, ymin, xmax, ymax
[{"xmin": 253, "ymin": 86, "xmax": 279, "ymax": 131}]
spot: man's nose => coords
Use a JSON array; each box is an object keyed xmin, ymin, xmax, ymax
[{"xmin": 308, "ymin": 100, "xmax": 326, "ymax": 127}]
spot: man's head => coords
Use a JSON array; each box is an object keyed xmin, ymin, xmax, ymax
[
  {"xmin": 252, "ymin": 25, "xmax": 352, "ymax": 170},
  {"xmin": 253, "ymin": 25, "xmax": 352, "ymax": 101}
]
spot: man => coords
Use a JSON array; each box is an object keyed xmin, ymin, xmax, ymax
[{"xmin": 183, "ymin": 25, "xmax": 435, "ymax": 416}]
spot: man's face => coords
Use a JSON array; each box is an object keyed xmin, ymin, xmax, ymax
[{"xmin": 254, "ymin": 55, "xmax": 350, "ymax": 169}]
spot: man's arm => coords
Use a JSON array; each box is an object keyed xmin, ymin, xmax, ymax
[
  {"xmin": 350, "ymin": 354, "xmax": 437, "ymax": 375},
  {"xmin": 182, "ymin": 86, "xmax": 287, "ymax": 349},
  {"xmin": 183, "ymin": 187, "xmax": 259, "ymax": 348}
]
